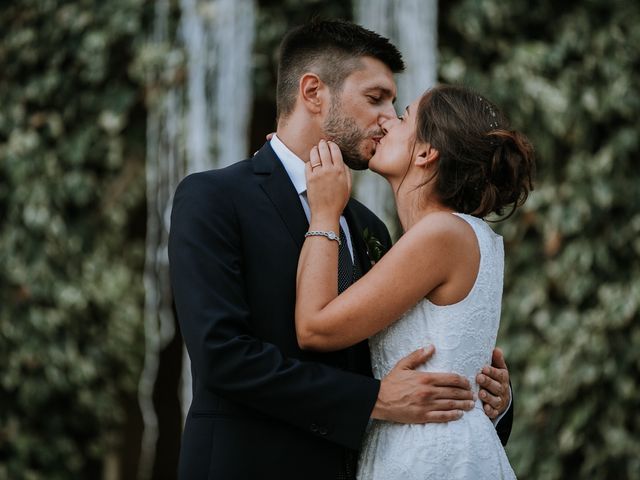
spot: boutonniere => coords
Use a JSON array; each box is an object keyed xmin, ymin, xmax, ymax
[{"xmin": 362, "ymin": 228, "xmax": 383, "ymax": 265}]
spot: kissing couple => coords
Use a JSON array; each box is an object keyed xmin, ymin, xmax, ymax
[{"xmin": 170, "ymin": 18, "xmax": 534, "ymax": 480}]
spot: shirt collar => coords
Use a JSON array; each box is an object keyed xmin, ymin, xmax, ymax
[{"xmin": 270, "ymin": 134, "xmax": 307, "ymax": 195}]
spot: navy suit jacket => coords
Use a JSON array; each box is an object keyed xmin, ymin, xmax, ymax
[{"xmin": 168, "ymin": 143, "xmax": 513, "ymax": 479}]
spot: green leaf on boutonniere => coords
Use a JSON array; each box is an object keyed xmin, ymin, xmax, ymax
[{"xmin": 362, "ymin": 228, "xmax": 383, "ymax": 264}]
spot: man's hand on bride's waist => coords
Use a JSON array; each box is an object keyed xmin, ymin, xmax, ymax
[{"xmin": 371, "ymin": 345, "xmax": 476, "ymax": 424}]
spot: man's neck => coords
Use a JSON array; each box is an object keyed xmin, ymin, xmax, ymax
[{"xmin": 276, "ymin": 112, "xmax": 322, "ymax": 163}]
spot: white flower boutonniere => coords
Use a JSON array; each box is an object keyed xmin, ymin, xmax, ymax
[{"xmin": 362, "ymin": 228, "xmax": 383, "ymax": 266}]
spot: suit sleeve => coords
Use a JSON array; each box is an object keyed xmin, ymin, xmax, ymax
[
  {"xmin": 169, "ymin": 173, "xmax": 380, "ymax": 450},
  {"xmin": 495, "ymin": 384, "xmax": 514, "ymax": 445}
]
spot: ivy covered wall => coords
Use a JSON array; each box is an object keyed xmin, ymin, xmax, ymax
[
  {"xmin": 0, "ymin": 1, "xmax": 149, "ymax": 478},
  {"xmin": 438, "ymin": 0, "xmax": 640, "ymax": 477}
]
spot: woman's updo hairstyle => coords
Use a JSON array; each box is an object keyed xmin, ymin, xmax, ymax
[{"xmin": 416, "ymin": 85, "xmax": 535, "ymax": 220}]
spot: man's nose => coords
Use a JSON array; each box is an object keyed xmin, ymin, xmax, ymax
[
  {"xmin": 380, "ymin": 103, "xmax": 398, "ymax": 122},
  {"xmin": 379, "ymin": 116, "xmax": 400, "ymax": 135}
]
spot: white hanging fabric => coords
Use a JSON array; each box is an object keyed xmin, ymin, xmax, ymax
[
  {"xmin": 140, "ymin": 1, "xmax": 255, "ymax": 478},
  {"xmin": 354, "ymin": 0, "xmax": 438, "ymax": 233}
]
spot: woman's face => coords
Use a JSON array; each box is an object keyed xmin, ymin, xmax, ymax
[{"xmin": 369, "ymin": 97, "xmax": 422, "ymax": 178}]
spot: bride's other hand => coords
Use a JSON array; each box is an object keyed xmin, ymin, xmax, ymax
[
  {"xmin": 477, "ymin": 347, "xmax": 511, "ymax": 419},
  {"xmin": 305, "ymin": 140, "xmax": 352, "ymax": 222}
]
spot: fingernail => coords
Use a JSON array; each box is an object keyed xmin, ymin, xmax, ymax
[
  {"xmin": 480, "ymin": 391, "xmax": 486, "ymax": 399},
  {"xmin": 478, "ymin": 374, "xmax": 485, "ymax": 382},
  {"xmin": 458, "ymin": 410, "xmax": 464, "ymax": 417},
  {"xmin": 473, "ymin": 393, "xmax": 478, "ymax": 401},
  {"xmin": 423, "ymin": 345, "xmax": 433, "ymax": 354},
  {"xmin": 468, "ymin": 401, "xmax": 475, "ymax": 409}
]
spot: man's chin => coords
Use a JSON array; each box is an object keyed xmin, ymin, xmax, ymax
[
  {"xmin": 343, "ymin": 146, "xmax": 376, "ymax": 170},
  {"xmin": 343, "ymin": 156, "xmax": 369, "ymax": 171}
]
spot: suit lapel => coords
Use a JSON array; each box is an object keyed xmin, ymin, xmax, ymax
[
  {"xmin": 254, "ymin": 142, "xmax": 376, "ymax": 268},
  {"xmin": 254, "ymin": 143, "xmax": 308, "ymax": 250},
  {"xmin": 344, "ymin": 201, "xmax": 374, "ymax": 275}
]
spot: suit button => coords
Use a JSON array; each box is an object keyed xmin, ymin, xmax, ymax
[{"xmin": 310, "ymin": 423, "xmax": 318, "ymax": 433}]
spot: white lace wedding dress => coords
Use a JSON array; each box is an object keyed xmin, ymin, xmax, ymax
[{"xmin": 357, "ymin": 213, "xmax": 517, "ymax": 479}]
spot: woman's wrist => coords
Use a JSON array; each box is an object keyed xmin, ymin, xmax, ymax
[{"xmin": 308, "ymin": 215, "xmax": 340, "ymax": 233}]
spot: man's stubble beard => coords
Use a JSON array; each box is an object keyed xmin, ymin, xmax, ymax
[{"xmin": 322, "ymin": 99, "xmax": 382, "ymax": 171}]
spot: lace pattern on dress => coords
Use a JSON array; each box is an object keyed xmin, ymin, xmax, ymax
[{"xmin": 358, "ymin": 214, "xmax": 516, "ymax": 480}]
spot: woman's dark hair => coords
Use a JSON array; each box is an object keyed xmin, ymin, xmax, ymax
[
  {"xmin": 416, "ymin": 85, "xmax": 535, "ymax": 220},
  {"xmin": 276, "ymin": 19, "xmax": 404, "ymax": 120}
]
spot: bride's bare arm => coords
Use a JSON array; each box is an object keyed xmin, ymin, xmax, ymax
[
  {"xmin": 295, "ymin": 142, "xmax": 477, "ymax": 352},
  {"xmin": 296, "ymin": 213, "xmax": 472, "ymax": 351}
]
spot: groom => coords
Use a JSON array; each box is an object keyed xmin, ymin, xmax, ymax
[{"xmin": 169, "ymin": 19, "xmax": 513, "ymax": 479}]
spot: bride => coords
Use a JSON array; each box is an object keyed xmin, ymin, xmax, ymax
[{"xmin": 295, "ymin": 84, "xmax": 534, "ymax": 479}]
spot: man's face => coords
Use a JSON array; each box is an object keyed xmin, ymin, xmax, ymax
[{"xmin": 322, "ymin": 56, "xmax": 398, "ymax": 170}]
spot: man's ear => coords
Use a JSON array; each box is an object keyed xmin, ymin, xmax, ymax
[
  {"xmin": 414, "ymin": 143, "xmax": 439, "ymax": 168},
  {"xmin": 299, "ymin": 73, "xmax": 325, "ymax": 114}
]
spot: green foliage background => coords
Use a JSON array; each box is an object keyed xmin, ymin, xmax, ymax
[
  {"xmin": 437, "ymin": 0, "xmax": 640, "ymax": 478},
  {"xmin": 0, "ymin": 0, "xmax": 148, "ymax": 478},
  {"xmin": 0, "ymin": 0, "xmax": 638, "ymax": 478}
]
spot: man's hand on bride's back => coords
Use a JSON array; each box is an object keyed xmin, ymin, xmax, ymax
[{"xmin": 371, "ymin": 345, "xmax": 475, "ymax": 424}]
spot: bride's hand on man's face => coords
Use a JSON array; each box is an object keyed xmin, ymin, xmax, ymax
[{"xmin": 305, "ymin": 140, "xmax": 352, "ymax": 220}]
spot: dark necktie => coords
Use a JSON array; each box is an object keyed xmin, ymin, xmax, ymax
[
  {"xmin": 336, "ymin": 225, "xmax": 360, "ymax": 480},
  {"xmin": 338, "ymin": 226, "xmax": 354, "ymax": 293}
]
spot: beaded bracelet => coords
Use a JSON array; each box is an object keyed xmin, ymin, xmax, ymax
[{"xmin": 304, "ymin": 230, "xmax": 341, "ymax": 246}]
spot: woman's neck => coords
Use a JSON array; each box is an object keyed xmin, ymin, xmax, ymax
[{"xmin": 390, "ymin": 177, "xmax": 452, "ymax": 232}]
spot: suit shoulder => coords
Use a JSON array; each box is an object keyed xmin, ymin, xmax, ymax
[
  {"xmin": 350, "ymin": 198, "xmax": 386, "ymax": 228},
  {"xmin": 176, "ymin": 160, "xmax": 252, "ymax": 195},
  {"xmin": 349, "ymin": 197, "xmax": 376, "ymax": 218}
]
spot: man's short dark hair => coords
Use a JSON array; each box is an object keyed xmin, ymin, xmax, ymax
[{"xmin": 276, "ymin": 19, "xmax": 405, "ymax": 120}]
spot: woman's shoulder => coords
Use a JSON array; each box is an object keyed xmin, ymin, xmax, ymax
[
  {"xmin": 412, "ymin": 211, "xmax": 474, "ymax": 237},
  {"xmin": 399, "ymin": 211, "xmax": 479, "ymax": 256}
]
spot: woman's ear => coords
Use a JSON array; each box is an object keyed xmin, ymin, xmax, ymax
[
  {"xmin": 414, "ymin": 143, "xmax": 439, "ymax": 168},
  {"xmin": 299, "ymin": 73, "xmax": 325, "ymax": 115}
]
